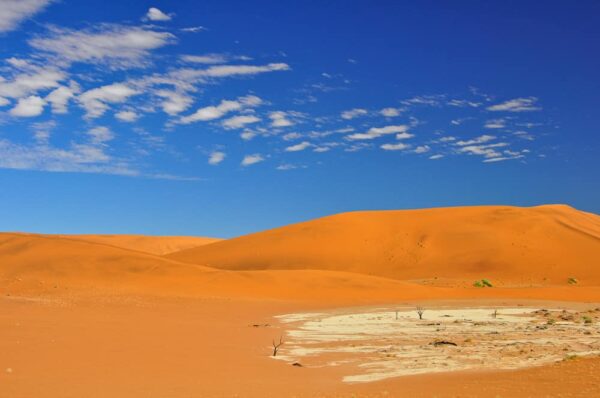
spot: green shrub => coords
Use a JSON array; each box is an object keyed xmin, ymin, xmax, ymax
[
  {"xmin": 473, "ymin": 279, "xmax": 493, "ymax": 288},
  {"xmin": 583, "ymin": 316, "xmax": 593, "ymax": 325}
]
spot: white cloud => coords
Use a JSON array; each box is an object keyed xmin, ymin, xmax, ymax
[
  {"xmin": 285, "ymin": 141, "xmax": 311, "ymax": 152},
  {"xmin": 115, "ymin": 110, "xmax": 139, "ymax": 122},
  {"xmin": 282, "ymin": 132, "xmax": 302, "ymax": 141},
  {"xmin": 181, "ymin": 53, "xmax": 252, "ymax": 65},
  {"xmin": 341, "ymin": 108, "xmax": 368, "ymax": 120},
  {"xmin": 0, "ymin": 97, "xmax": 10, "ymax": 107},
  {"xmin": 180, "ymin": 26, "xmax": 205, "ymax": 33},
  {"xmin": 240, "ymin": 130, "xmax": 256, "ymax": 140},
  {"xmin": 29, "ymin": 25, "xmax": 176, "ymax": 68},
  {"xmin": 86, "ymin": 126, "xmax": 114, "ymax": 144},
  {"xmin": 155, "ymin": 90, "xmax": 193, "ymax": 115},
  {"xmin": 276, "ymin": 163, "xmax": 299, "ymax": 171},
  {"xmin": 414, "ymin": 145, "xmax": 431, "ymax": 154},
  {"xmin": 180, "ymin": 95, "xmax": 261, "ymax": 124},
  {"xmin": 484, "ymin": 118, "xmax": 506, "ymax": 129},
  {"xmin": 438, "ymin": 136, "xmax": 456, "ymax": 142},
  {"xmin": 10, "ymin": 95, "xmax": 46, "ymax": 117},
  {"xmin": 381, "ymin": 142, "xmax": 410, "ymax": 151},
  {"xmin": 79, "ymin": 83, "xmax": 138, "ymax": 118},
  {"xmin": 455, "ymin": 135, "xmax": 496, "ymax": 146},
  {"xmin": 180, "ymin": 54, "xmax": 229, "ymax": 64},
  {"xmin": 447, "ymin": 99, "xmax": 481, "ymax": 108},
  {"xmin": 429, "ymin": 154, "xmax": 444, "ymax": 160},
  {"xmin": 457, "ymin": 142, "xmax": 509, "ymax": 159},
  {"xmin": 179, "ymin": 63, "xmax": 290, "ymax": 80},
  {"xmin": 208, "ymin": 151, "xmax": 225, "ymax": 165},
  {"xmin": 145, "ymin": 7, "xmax": 172, "ymax": 21},
  {"xmin": 241, "ymin": 153, "xmax": 264, "ymax": 166},
  {"xmin": 379, "ymin": 107, "xmax": 403, "ymax": 117},
  {"xmin": 0, "ymin": 0, "xmax": 52, "ymax": 33},
  {"xmin": 45, "ymin": 82, "xmax": 79, "ymax": 114},
  {"xmin": 513, "ymin": 130, "xmax": 535, "ymax": 141},
  {"xmin": 0, "ymin": 124, "xmax": 135, "ymax": 176},
  {"xmin": 347, "ymin": 125, "xmax": 412, "ymax": 141},
  {"xmin": 487, "ymin": 97, "xmax": 541, "ymax": 112},
  {"xmin": 401, "ymin": 95, "xmax": 443, "ymax": 106},
  {"xmin": 0, "ymin": 67, "xmax": 65, "ymax": 99},
  {"xmin": 222, "ymin": 115, "xmax": 261, "ymax": 129},
  {"xmin": 269, "ymin": 111, "xmax": 294, "ymax": 127}
]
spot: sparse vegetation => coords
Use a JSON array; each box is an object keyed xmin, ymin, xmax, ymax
[
  {"xmin": 568, "ymin": 277, "xmax": 578, "ymax": 285},
  {"xmin": 491, "ymin": 309, "xmax": 498, "ymax": 318},
  {"xmin": 582, "ymin": 316, "xmax": 592, "ymax": 325},
  {"xmin": 416, "ymin": 306, "xmax": 425, "ymax": 320},
  {"xmin": 473, "ymin": 279, "xmax": 493, "ymax": 288},
  {"xmin": 547, "ymin": 318, "xmax": 556, "ymax": 325},
  {"xmin": 272, "ymin": 336, "xmax": 284, "ymax": 357}
]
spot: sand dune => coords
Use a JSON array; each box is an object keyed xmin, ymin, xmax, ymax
[
  {"xmin": 167, "ymin": 205, "xmax": 600, "ymax": 286},
  {"xmin": 0, "ymin": 231, "xmax": 437, "ymax": 302},
  {"xmin": 60, "ymin": 234, "xmax": 221, "ymax": 255}
]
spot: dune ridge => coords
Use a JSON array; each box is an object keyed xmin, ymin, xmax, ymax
[{"xmin": 58, "ymin": 234, "xmax": 222, "ymax": 255}]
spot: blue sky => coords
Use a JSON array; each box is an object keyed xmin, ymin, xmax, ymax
[{"xmin": 0, "ymin": 0, "xmax": 599, "ymax": 237}]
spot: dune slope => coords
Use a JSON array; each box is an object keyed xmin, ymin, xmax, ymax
[
  {"xmin": 167, "ymin": 205, "xmax": 600, "ymax": 285},
  {"xmin": 60, "ymin": 234, "xmax": 221, "ymax": 255}
]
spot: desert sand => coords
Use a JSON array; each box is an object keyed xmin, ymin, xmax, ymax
[
  {"xmin": 61, "ymin": 234, "xmax": 222, "ymax": 255},
  {"xmin": 1, "ymin": 205, "xmax": 600, "ymax": 397}
]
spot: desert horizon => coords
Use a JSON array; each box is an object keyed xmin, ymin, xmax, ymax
[{"xmin": 2, "ymin": 204, "xmax": 600, "ymax": 397}]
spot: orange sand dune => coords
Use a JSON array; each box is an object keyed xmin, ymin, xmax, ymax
[
  {"xmin": 0, "ymin": 232, "xmax": 213, "ymax": 291},
  {"xmin": 167, "ymin": 205, "xmax": 600, "ymax": 286},
  {"xmin": 59, "ymin": 234, "xmax": 221, "ymax": 255},
  {"xmin": 5, "ymin": 231, "xmax": 599, "ymax": 303},
  {"xmin": 0, "ymin": 231, "xmax": 439, "ymax": 302}
]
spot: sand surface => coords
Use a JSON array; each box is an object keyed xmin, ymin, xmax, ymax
[
  {"xmin": 60, "ymin": 234, "xmax": 221, "ymax": 255},
  {"xmin": 1, "ymin": 205, "xmax": 600, "ymax": 396}
]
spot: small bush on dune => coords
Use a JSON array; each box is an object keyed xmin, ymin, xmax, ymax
[
  {"xmin": 473, "ymin": 279, "xmax": 493, "ymax": 288},
  {"xmin": 568, "ymin": 277, "xmax": 578, "ymax": 285}
]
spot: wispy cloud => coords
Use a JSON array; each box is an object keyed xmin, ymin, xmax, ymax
[
  {"xmin": 285, "ymin": 141, "xmax": 311, "ymax": 152},
  {"xmin": 347, "ymin": 125, "xmax": 412, "ymax": 141},
  {"xmin": 0, "ymin": 0, "xmax": 53, "ymax": 33},
  {"xmin": 241, "ymin": 153, "xmax": 264, "ymax": 166},
  {"xmin": 341, "ymin": 108, "xmax": 368, "ymax": 120},
  {"xmin": 79, "ymin": 83, "xmax": 138, "ymax": 118},
  {"xmin": 208, "ymin": 151, "xmax": 226, "ymax": 165},
  {"xmin": 487, "ymin": 97, "xmax": 541, "ymax": 112},
  {"xmin": 269, "ymin": 111, "xmax": 295, "ymax": 127},
  {"xmin": 381, "ymin": 142, "xmax": 410, "ymax": 151},
  {"xmin": 180, "ymin": 95, "xmax": 262, "ymax": 124},
  {"xmin": 29, "ymin": 25, "xmax": 176, "ymax": 68},
  {"xmin": 222, "ymin": 115, "xmax": 261, "ymax": 129}
]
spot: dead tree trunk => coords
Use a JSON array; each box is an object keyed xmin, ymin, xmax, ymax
[{"xmin": 272, "ymin": 336, "xmax": 284, "ymax": 357}]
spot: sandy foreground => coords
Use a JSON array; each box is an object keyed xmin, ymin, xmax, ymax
[
  {"xmin": 2, "ymin": 205, "xmax": 600, "ymax": 397},
  {"xmin": 1, "ymin": 293, "xmax": 600, "ymax": 398}
]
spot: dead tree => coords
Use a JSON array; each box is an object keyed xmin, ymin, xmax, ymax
[
  {"xmin": 416, "ymin": 306, "xmax": 425, "ymax": 320},
  {"xmin": 492, "ymin": 309, "xmax": 498, "ymax": 319},
  {"xmin": 272, "ymin": 336, "xmax": 284, "ymax": 357}
]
